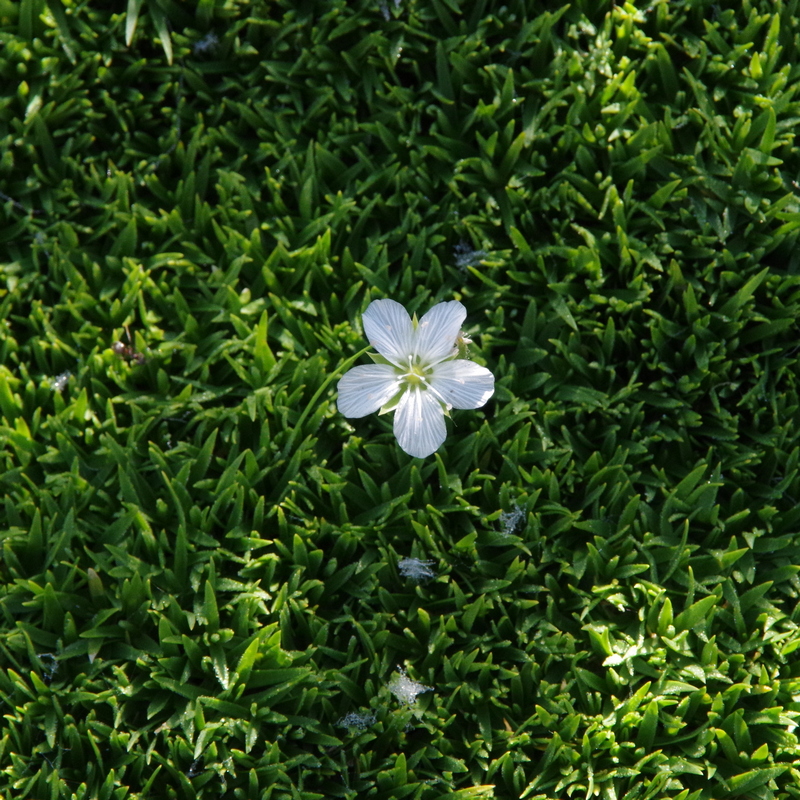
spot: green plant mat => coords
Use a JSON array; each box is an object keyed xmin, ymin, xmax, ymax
[{"xmin": 2, "ymin": 0, "xmax": 800, "ymax": 798}]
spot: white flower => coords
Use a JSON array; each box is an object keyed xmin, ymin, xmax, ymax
[{"xmin": 337, "ymin": 299, "xmax": 494, "ymax": 458}]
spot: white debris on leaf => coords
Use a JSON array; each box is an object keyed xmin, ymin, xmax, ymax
[
  {"xmin": 398, "ymin": 557, "xmax": 436, "ymax": 582},
  {"xmin": 51, "ymin": 371, "xmax": 71, "ymax": 392},
  {"xmin": 454, "ymin": 240, "xmax": 488, "ymax": 269},
  {"xmin": 336, "ymin": 711, "xmax": 377, "ymax": 730},
  {"xmin": 388, "ymin": 668, "xmax": 432, "ymax": 706},
  {"xmin": 499, "ymin": 504, "xmax": 525, "ymax": 536},
  {"xmin": 193, "ymin": 32, "xmax": 219, "ymax": 55}
]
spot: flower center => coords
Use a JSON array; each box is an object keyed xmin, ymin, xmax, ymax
[{"xmin": 403, "ymin": 362, "xmax": 429, "ymax": 387}]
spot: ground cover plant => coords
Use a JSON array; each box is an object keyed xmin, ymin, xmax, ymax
[{"xmin": 1, "ymin": 0, "xmax": 800, "ymax": 797}]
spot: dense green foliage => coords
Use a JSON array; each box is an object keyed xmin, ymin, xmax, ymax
[{"xmin": 2, "ymin": 0, "xmax": 800, "ymax": 797}]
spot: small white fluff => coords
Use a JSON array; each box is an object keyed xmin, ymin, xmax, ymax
[
  {"xmin": 388, "ymin": 668, "xmax": 432, "ymax": 706},
  {"xmin": 52, "ymin": 371, "xmax": 71, "ymax": 392},
  {"xmin": 499, "ymin": 504, "xmax": 525, "ymax": 535},
  {"xmin": 398, "ymin": 557, "xmax": 436, "ymax": 582},
  {"xmin": 454, "ymin": 241, "xmax": 488, "ymax": 269},
  {"xmin": 193, "ymin": 32, "xmax": 219, "ymax": 55},
  {"xmin": 336, "ymin": 711, "xmax": 376, "ymax": 730}
]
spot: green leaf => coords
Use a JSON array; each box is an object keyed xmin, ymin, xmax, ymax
[
  {"xmin": 45, "ymin": 0, "xmax": 77, "ymax": 62},
  {"xmin": 738, "ymin": 581, "xmax": 772, "ymax": 613},
  {"xmin": 674, "ymin": 464, "xmax": 707, "ymax": 501},
  {"xmin": 125, "ymin": 0, "xmax": 143, "ymax": 45},
  {"xmin": 759, "ymin": 106, "xmax": 776, "ymax": 154},
  {"xmin": 718, "ymin": 268, "xmax": 769, "ymax": 318},
  {"xmin": 636, "ymin": 699, "xmax": 659, "ymax": 749},
  {"xmin": 657, "ymin": 597, "xmax": 673, "ymax": 636},
  {"xmin": 551, "ymin": 295, "xmax": 578, "ymax": 331},
  {"xmin": 435, "ymin": 40, "xmax": 454, "ymax": 102},
  {"xmin": 674, "ymin": 595, "xmax": 718, "ymax": 632},
  {"xmin": 19, "ymin": 0, "xmax": 43, "ymax": 39},
  {"xmin": 149, "ymin": 2, "xmax": 173, "ymax": 64},
  {"xmin": 726, "ymin": 766, "xmax": 786, "ymax": 796},
  {"xmin": 235, "ymin": 637, "xmax": 261, "ymax": 685},
  {"xmin": 203, "ymin": 580, "xmax": 219, "ymax": 633}
]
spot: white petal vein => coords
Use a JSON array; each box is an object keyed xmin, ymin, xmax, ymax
[
  {"xmin": 413, "ymin": 300, "xmax": 466, "ymax": 365},
  {"xmin": 337, "ymin": 364, "xmax": 401, "ymax": 418},
  {"xmin": 362, "ymin": 299, "xmax": 414, "ymax": 367},
  {"xmin": 429, "ymin": 360, "xmax": 495, "ymax": 409},
  {"xmin": 393, "ymin": 387, "xmax": 447, "ymax": 458}
]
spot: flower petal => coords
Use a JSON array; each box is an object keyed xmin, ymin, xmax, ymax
[
  {"xmin": 429, "ymin": 360, "xmax": 494, "ymax": 409},
  {"xmin": 414, "ymin": 300, "xmax": 466, "ymax": 364},
  {"xmin": 362, "ymin": 299, "xmax": 414, "ymax": 367},
  {"xmin": 393, "ymin": 387, "xmax": 447, "ymax": 458},
  {"xmin": 337, "ymin": 364, "xmax": 401, "ymax": 418}
]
